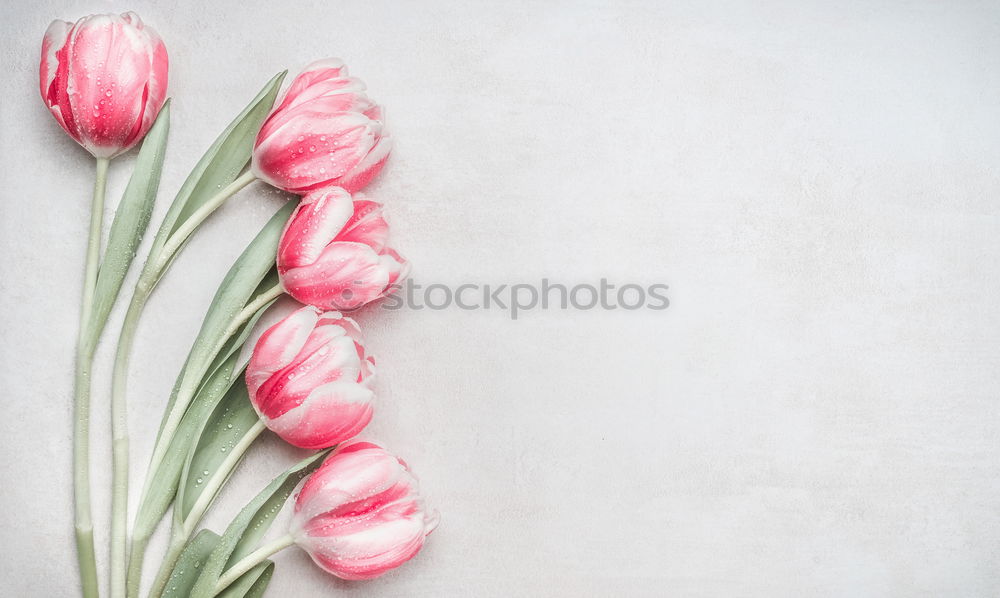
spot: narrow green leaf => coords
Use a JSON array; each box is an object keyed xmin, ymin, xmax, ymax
[
  {"xmin": 226, "ymin": 453, "xmax": 330, "ymax": 567},
  {"xmin": 134, "ymin": 354, "xmax": 239, "ymax": 541},
  {"xmin": 216, "ymin": 562, "xmax": 274, "ymax": 598},
  {"xmin": 160, "ymin": 530, "xmax": 220, "ymax": 598},
  {"xmin": 134, "ymin": 303, "xmax": 266, "ymax": 541},
  {"xmin": 147, "ymin": 71, "xmax": 286, "ymax": 260},
  {"xmin": 134, "ymin": 235, "xmax": 285, "ymax": 540},
  {"xmin": 157, "ymin": 201, "xmax": 295, "ymax": 437},
  {"xmin": 177, "ymin": 367, "xmax": 263, "ymax": 525},
  {"xmin": 87, "ymin": 102, "xmax": 170, "ymax": 348},
  {"xmin": 141, "ymin": 201, "xmax": 293, "ymax": 528},
  {"xmin": 132, "ymin": 74, "xmax": 288, "ymax": 540},
  {"xmin": 189, "ymin": 451, "xmax": 330, "ymax": 598},
  {"xmin": 193, "ymin": 276, "xmax": 276, "ymax": 402},
  {"xmin": 161, "ymin": 530, "xmax": 274, "ymax": 598}
]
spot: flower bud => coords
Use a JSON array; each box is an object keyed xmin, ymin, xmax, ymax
[
  {"xmin": 251, "ymin": 59, "xmax": 390, "ymax": 193},
  {"xmin": 277, "ymin": 187, "xmax": 407, "ymax": 311},
  {"xmin": 290, "ymin": 440, "xmax": 438, "ymax": 580},
  {"xmin": 40, "ymin": 12, "xmax": 168, "ymax": 158},
  {"xmin": 246, "ymin": 306, "xmax": 375, "ymax": 449}
]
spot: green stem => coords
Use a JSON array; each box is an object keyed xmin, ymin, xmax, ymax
[
  {"xmin": 138, "ymin": 280, "xmax": 282, "ymax": 523},
  {"xmin": 75, "ymin": 156, "xmax": 109, "ymax": 598},
  {"xmin": 111, "ymin": 284, "xmax": 152, "ymax": 598},
  {"xmin": 125, "ymin": 538, "xmax": 150, "ymax": 598},
  {"xmin": 154, "ymin": 171, "xmax": 256, "ymax": 273},
  {"xmin": 147, "ymin": 421, "xmax": 267, "ymax": 598},
  {"xmin": 235, "ymin": 283, "xmax": 284, "ymax": 327},
  {"xmin": 212, "ymin": 534, "xmax": 295, "ymax": 596},
  {"xmin": 116, "ymin": 173, "xmax": 258, "ymax": 598}
]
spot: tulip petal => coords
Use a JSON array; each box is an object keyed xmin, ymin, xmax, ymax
[
  {"xmin": 246, "ymin": 308, "xmax": 375, "ymax": 450},
  {"xmin": 304, "ymin": 514, "xmax": 427, "ymax": 580},
  {"xmin": 40, "ymin": 12, "xmax": 168, "ymax": 157},
  {"xmin": 262, "ymin": 83, "xmax": 372, "ymax": 139},
  {"xmin": 246, "ymin": 306, "xmax": 319, "ymax": 395},
  {"xmin": 337, "ymin": 134, "xmax": 392, "ymax": 193},
  {"xmin": 254, "ymin": 334, "xmax": 361, "ymax": 421},
  {"xmin": 67, "ymin": 15, "xmax": 150, "ymax": 156},
  {"xmin": 273, "ymin": 58, "xmax": 350, "ymax": 114},
  {"xmin": 252, "ymin": 111, "xmax": 376, "ymax": 193},
  {"xmin": 250, "ymin": 58, "xmax": 388, "ymax": 193},
  {"xmin": 289, "ymin": 441, "xmax": 435, "ymax": 580},
  {"xmin": 43, "ymin": 20, "xmax": 79, "ymax": 142},
  {"xmin": 381, "ymin": 248, "xmax": 409, "ymax": 289},
  {"xmin": 264, "ymin": 381, "xmax": 374, "ymax": 449},
  {"xmin": 295, "ymin": 445, "xmax": 403, "ymax": 518},
  {"xmin": 40, "ymin": 20, "xmax": 71, "ymax": 105},
  {"xmin": 277, "ymin": 188, "xmax": 354, "ymax": 269},
  {"xmin": 335, "ymin": 199, "xmax": 389, "ymax": 251},
  {"xmin": 125, "ymin": 25, "xmax": 168, "ymax": 150},
  {"xmin": 280, "ymin": 241, "xmax": 391, "ymax": 311}
]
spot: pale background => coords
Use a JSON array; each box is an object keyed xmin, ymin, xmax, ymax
[{"xmin": 2, "ymin": 1, "xmax": 999, "ymax": 596}]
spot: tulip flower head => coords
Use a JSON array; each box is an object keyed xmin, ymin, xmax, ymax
[
  {"xmin": 40, "ymin": 12, "xmax": 168, "ymax": 158},
  {"xmin": 246, "ymin": 306, "xmax": 375, "ymax": 449},
  {"xmin": 277, "ymin": 187, "xmax": 407, "ymax": 311},
  {"xmin": 290, "ymin": 440, "xmax": 439, "ymax": 580},
  {"xmin": 251, "ymin": 58, "xmax": 391, "ymax": 194}
]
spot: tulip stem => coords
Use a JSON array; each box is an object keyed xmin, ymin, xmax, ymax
[
  {"xmin": 237, "ymin": 283, "xmax": 284, "ymax": 324},
  {"xmin": 75, "ymin": 157, "xmax": 109, "ymax": 598},
  {"xmin": 115, "ymin": 172, "xmax": 258, "ymax": 598},
  {"xmin": 212, "ymin": 534, "xmax": 295, "ymax": 596},
  {"xmin": 185, "ymin": 420, "xmax": 267, "ymax": 537},
  {"xmin": 146, "ymin": 420, "xmax": 267, "ymax": 598},
  {"xmin": 110, "ymin": 288, "xmax": 148, "ymax": 598},
  {"xmin": 155, "ymin": 171, "xmax": 257, "ymax": 272},
  {"xmin": 135, "ymin": 278, "xmax": 281, "ymax": 520}
]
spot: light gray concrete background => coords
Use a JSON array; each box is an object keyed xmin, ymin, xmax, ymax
[{"xmin": 2, "ymin": 1, "xmax": 999, "ymax": 596}]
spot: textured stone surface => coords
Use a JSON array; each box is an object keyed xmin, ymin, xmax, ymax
[{"xmin": 2, "ymin": 1, "xmax": 999, "ymax": 596}]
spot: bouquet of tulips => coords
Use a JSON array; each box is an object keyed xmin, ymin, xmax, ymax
[{"xmin": 42, "ymin": 12, "xmax": 436, "ymax": 598}]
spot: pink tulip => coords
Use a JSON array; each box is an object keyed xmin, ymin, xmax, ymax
[
  {"xmin": 290, "ymin": 440, "xmax": 438, "ymax": 580},
  {"xmin": 277, "ymin": 187, "xmax": 407, "ymax": 311},
  {"xmin": 246, "ymin": 306, "xmax": 375, "ymax": 449},
  {"xmin": 251, "ymin": 58, "xmax": 391, "ymax": 194},
  {"xmin": 40, "ymin": 12, "xmax": 168, "ymax": 158}
]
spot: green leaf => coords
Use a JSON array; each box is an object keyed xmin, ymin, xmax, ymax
[
  {"xmin": 142, "ymin": 200, "xmax": 293, "ymax": 522},
  {"xmin": 160, "ymin": 530, "xmax": 220, "ymax": 598},
  {"xmin": 141, "ymin": 207, "xmax": 292, "ymax": 532},
  {"xmin": 133, "ymin": 300, "xmax": 267, "ymax": 542},
  {"xmin": 87, "ymin": 102, "xmax": 170, "ymax": 349},
  {"xmin": 176, "ymin": 367, "xmax": 264, "ymax": 528},
  {"xmin": 189, "ymin": 451, "xmax": 330, "ymax": 598},
  {"xmin": 160, "ymin": 530, "xmax": 274, "ymax": 598},
  {"xmin": 216, "ymin": 562, "xmax": 274, "ymax": 598},
  {"xmin": 157, "ymin": 202, "xmax": 294, "ymax": 440},
  {"xmin": 147, "ymin": 71, "xmax": 286, "ymax": 261}
]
